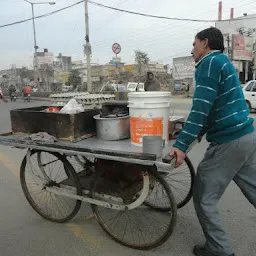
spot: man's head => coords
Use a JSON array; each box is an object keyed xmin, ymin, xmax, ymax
[
  {"xmin": 147, "ymin": 72, "xmax": 154, "ymax": 80},
  {"xmin": 191, "ymin": 27, "xmax": 225, "ymax": 62}
]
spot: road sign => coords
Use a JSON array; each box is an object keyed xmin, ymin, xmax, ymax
[
  {"xmin": 112, "ymin": 43, "xmax": 121, "ymax": 54},
  {"xmin": 84, "ymin": 44, "xmax": 92, "ymax": 55}
]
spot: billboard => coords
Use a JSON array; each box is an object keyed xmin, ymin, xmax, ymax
[
  {"xmin": 173, "ymin": 56, "xmax": 195, "ymax": 80},
  {"xmin": 232, "ymin": 35, "xmax": 253, "ymax": 61},
  {"xmin": 123, "ymin": 65, "xmax": 135, "ymax": 73},
  {"xmin": 55, "ymin": 72, "xmax": 70, "ymax": 83}
]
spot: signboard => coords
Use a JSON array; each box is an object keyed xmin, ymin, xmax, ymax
[
  {"xmin": 83, "ymin": 44, "xmax": 92, "ymax": 55},
  {"xmin": 124, "ymin": 65, "xmax": 135, "ymax": 73},
  {"xmin": 112, "ymin": 43, "xmax": 121, "ymax": 54},
  {"xmin": 173, "ymin": 56, "xmax": 195, "ymax": 80},
  {"xmin": 232, "ymin": 35, "xmax": 253, "ymax": 61},
  {"xmin": 55, "ymin": 72, "xmax": 70, "ymax": 83}
]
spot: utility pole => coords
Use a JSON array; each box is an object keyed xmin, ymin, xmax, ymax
[
  {"xmin": 24, "ymin": 0, "xmax": 55, "ymax": 89},
  {"xmin": 226, "ymin": 35, "xmax": 231, "ymax": 59},
  {"xmin": 253, "ymin": 42, "xmax": 256, "ymax": 80},
  {"xmin": 31, "ymin": 3, "xmax": 39, "ymax": 89},
  {"xmin": 84, "ymin": 0, "xmax": 92, "ymax": 92}
]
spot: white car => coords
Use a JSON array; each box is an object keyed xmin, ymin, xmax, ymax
[
  {"xmin": 127, "ymin": 82, "xmax": 144, "ymax": 92},
  {"xmin": 100, "ymin": 83, "xmax": 126, "ymax": 92},
  {"xmin": 243, "ymin": 80, "xmax": 256, "ymax": 111}
]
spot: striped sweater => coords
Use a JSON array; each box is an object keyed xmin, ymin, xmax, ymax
[{"xmin": 173, "ymin": 51, "xmax": 254, "ymax": 152}]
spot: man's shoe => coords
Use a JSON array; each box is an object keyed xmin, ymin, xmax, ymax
[{"xmin": 193, "ymin": 245, "xmax": 235, "ymax": 256}]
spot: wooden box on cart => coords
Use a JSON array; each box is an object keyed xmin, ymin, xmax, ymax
[{"xmin": 10, "ymin": 106, "xmax": 100, "ymax": 141}]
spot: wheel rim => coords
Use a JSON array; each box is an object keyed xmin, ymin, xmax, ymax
[
  {"xmin": 164, "ymin": 158, "xmax": 194, "ymax": 208},
  {"xmin": 91, "ymin": 169, "xmax": 177, "ymax": 249},
  {"xmin": 145, "ymin": 157, "xmax": 194, "ymax": 209},
  {"xmin": 67, "ymin": 155, "xmax": 95, "ymax": 176},
  {"xmin": 67, "ymin": 155, "xmax": 86, "ymax": 173},
  {"xmin": 21, "ymin": 151, "xmax": 81, "ymax": 222}
]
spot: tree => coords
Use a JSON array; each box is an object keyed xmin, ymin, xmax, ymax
[
  {"xmin": 39, "ymin": 65, "xmax": 55, "ymax": 91},
  {"xmin": 67, "ymin": 70, "xmax": 81, "ymax": 89},
  {"xmin": 134, "ymin": 50, "xmax": 150, "ymax": 74},
  {"xmin": 19, "ymin": 67, "xmax": 34, "ymax": 82}
]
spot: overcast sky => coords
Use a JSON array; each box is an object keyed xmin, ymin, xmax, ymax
[{"xmin": 0, "ymin": 0, "xmax": 256, "ymax": 69}]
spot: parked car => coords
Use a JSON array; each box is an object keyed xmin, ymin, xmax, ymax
[
  {"xmin": 62, "ymin": 85, "xmax": 73, "ymax": 92},
  {"xmin": 243, "ymin": 80, "xmax": 256, "ymax": 111},
  {"xmin": 100, "ymin": 83, "xmax": 126, "ymax": 92},
  {"xmin": 127, "ymin": 82, "xmax": 145, "ymax": 92}
]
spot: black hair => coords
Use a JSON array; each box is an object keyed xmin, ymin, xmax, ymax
[
  {"xmin": 196, "ymin": 27, "xmax": 225, "ymax": 52},
  {"xmin": 147, "ymin": 71, "xmax": 154, "ymax": 77}
]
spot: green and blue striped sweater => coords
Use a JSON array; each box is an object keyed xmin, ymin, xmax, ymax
[{"xmin": 173, "ymin": 51, "xmax": 254, "ymax": 152}]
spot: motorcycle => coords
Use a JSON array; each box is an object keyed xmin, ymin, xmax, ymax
[
  {"xmin": 0, "ymin": 90, "xmax": 8, "ymax": 103},
  {"xmin": 24, "ymin": 93, "xmax": 31, "ymax": 102},
  {"xmin": 10, "ymin": 92, "xmax": 17, "ymax": 102}
]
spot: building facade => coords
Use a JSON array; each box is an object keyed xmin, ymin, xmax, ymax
[{"xmin": 216, "ymin": 14, "xmax": 256, "ymax": 82}]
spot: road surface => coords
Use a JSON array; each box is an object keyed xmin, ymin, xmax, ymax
[{"xmin": 0, "ymin": 99, "xmax": 255, "ymax": 256}]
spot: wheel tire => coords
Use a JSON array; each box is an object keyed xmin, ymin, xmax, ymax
[
  {"xmin": 144, "ymin": 156, "xmax": 195, "ymax": 210},
  {"xmin": 175, "ymin": 156, "xmax": 195, "ymax": 208},
  {"xmin": 20, "ymin": 150, "xmax": 82, "ymax": 223},
  {"xmin": 246, "ymin": 101, "xmax": 252, "ymax": 112},
  {"xmin": 91, "ymin": 166, "xmax": 177, "ymax": 250}
]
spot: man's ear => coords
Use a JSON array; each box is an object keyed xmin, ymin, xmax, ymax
[{"xmin": 203, "ymin": 38, "xmax": 209, "ymax": 49}]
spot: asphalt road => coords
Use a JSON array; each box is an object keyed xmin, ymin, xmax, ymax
[{"xmin": 0, "ymin": 99, "xmax": 255, "ymax": 256}]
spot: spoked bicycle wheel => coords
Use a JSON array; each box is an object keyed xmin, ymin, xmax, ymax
[
  {"xmin": 67, "ymin": 155, "xmax": 94, "ymax": 174},
  {"xmin": 75, "ymin": 155, "xmax": 94, "ymax": 167},
  {"xmin": 145, "ymin": 156, "xmax": 195, "ymax": 210},
  {"xmin": 90, "ymin": 164, "xmax": 177, "ymax": 250},
  {"xmin": 20, "ymin": 150, "xmax": 82, "ymax": 223}
]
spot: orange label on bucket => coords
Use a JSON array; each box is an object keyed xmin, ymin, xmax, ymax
[{"xmin": 130, "ymin": 117, "xmax": 163, "ymax": 144}]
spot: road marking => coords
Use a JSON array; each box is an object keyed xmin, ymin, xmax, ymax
[
  {"xmin": 66, "ymin": 223, "xmax": 100, "ymax": 250},
  {"xmin": 0, "ymin": 152, "xmax": 20, "ymax": 177},
  {"xmin": 0, "ymin": 151, "xmax": 101, "ymax": 253}
]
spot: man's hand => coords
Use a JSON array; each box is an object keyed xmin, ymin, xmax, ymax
[{"xmin": 169, "ymin": 147, "xmax": 186, "ymax": 168}]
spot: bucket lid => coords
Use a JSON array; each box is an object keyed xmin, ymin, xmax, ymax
[{"xmin": 128, "ymin": 92, "xmax": 171, "ymax": 98}]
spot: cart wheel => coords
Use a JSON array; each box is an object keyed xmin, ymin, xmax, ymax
[
  {"xmin": 75, "ymin": 155, "xmax": 94, "ymax": 167},
  {"xmin": 90, "ymin": 166, "xmax": 177, "ymax": 250},
  {"xmin": 145, "ymin": 156, "xmax": 195, "ymax": 210},
  {"xmin": 67, "ymin": 155, "xmax": 95, "ymax": 175},
  {"xmin": 20, "ymin": 150, "xmax": 82, "ymax": 223}
]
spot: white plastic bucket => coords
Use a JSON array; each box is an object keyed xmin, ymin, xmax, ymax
[{"xmin": 128, "ymin": 92, "xmax": 171, "ymax": 147}]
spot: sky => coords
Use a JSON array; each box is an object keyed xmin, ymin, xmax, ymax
[{"xmin": 0, "ymin": 0, "xmax": 256, "ymax": 70}]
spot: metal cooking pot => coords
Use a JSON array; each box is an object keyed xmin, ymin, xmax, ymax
[{"xmin": 93, "ymin": 114, "xmax": 130, "ymax": 141}]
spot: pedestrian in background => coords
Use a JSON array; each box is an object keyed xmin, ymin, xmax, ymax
[{"xmin": 144, "ymin": 71, "xmax": 160, "ymax": 91}]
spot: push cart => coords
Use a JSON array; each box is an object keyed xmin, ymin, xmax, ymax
[{"xmin": 0, "ymin": 132, "xmax": 195, "ymax": 250}]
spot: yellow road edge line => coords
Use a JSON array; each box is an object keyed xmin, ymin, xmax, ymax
[
  {"xmin": 0, "ymin": 151, "xmax": 101, "ymax": 252},
  {"xmin": 0, "ymin": 152, "xmax": 20, "ymax": 177}
]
